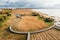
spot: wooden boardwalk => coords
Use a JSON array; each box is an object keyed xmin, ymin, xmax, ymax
[
  {"xmin": 0, "ymin": 14, "xmax": 60, "ymax": 40},
  {"xmin": 30, "ymin": 29, "xmax": 60, "ymax": 40}
]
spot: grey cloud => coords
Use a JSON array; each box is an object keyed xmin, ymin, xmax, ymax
[{"xmin": 0, "ymin": 0, "xmax": 60, "ymax": 8}]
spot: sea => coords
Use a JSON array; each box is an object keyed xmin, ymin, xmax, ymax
[{"xmin": 32, "ymin": 9, "xmax": 60, "ymax": 17}]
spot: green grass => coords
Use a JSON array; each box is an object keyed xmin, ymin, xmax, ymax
[
  {"xmin": 0, "ymin": 14, "xmax": 3, "ymax": 18},
  {"xmin": 37, "ymin": 16, "xmax": 54, "ymax": 27},
  {"xmin": 0, "ymin": 14, "xmax": 11, "ymax": 27},
  {"xmin": 0, "ymin": 15, "xmax": 4, "ymax": 27},
  {"xmin": 0, "ymin": 21, "xmax": 3, "ymax": 27},
  {"xmin": 37, "ymin": 16, "xmax": 44, "ymax": 20},
  {"xmin": 45, "ymin": 22, "xmax": 54, "ymax": 27}
]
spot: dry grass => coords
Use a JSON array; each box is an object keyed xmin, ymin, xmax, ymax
[
  {"xmin": 11, "ymin": 9, "xmax": 32, "ymax": 16},
  {"xmin": 0, "ymin": 14, "xmax": 27, "ymax": 40},
  {"xmin": 13, "ymin": 16, "xmax": 47, "ymax": 32},
  {"xmin": 0, "ymin": 9, "xmax": 56, "ymax": 40}
]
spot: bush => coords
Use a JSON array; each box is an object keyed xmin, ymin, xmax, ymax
[
  {"xmin": 0, "ymin": 17, "xmax": 4, "ymax": 21},
  {"xmin": 3, "ymin": 16, "xmax": 7, "ymax": 20},
  {"xmin": 5, "ymin": 12, "xmax": 11, "ymax": 16},
  {"xmin": 9, "ymin": 14, "xmax": 11, "ymax": 16},
  {"xmin": 44, "ymin": 18, "xmax": 54, "ymax": 22},
  {"xmin": 31, "ymin": 12, "xmax": 39, "ymax": 16},
  {"xmin": 0, "ymin": 11, "xmax": 3, "ymax": 14},
  {"xmin": 6, "ymin": 12, "xmax": 9, "ymax": 16}
]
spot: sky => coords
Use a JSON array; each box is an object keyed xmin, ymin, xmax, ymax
[{"xmin": 0, "ymin": 0, "xmax": 60, "ymax": 8}]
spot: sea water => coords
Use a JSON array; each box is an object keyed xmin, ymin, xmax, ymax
[{"xmin": 32, "ymin": 9, "xmax": 60, "ymax": 17}]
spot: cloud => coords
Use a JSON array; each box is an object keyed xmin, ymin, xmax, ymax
[{"xmin": 0, "ymin": 0, "xmax": 60, "ymax": 8}]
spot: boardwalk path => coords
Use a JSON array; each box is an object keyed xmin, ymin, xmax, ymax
[
  {"xmin": 9, "ymin": 14, "xmax": 60, "ymax": 40},
  {"xmin": 30, "ymin": 29, "xmax": 60, "ymax": 40}
]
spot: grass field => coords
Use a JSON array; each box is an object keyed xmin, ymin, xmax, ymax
[
  {"xmin": 37, "ymin": 16, "xmax": 54, "ymax": 27},
  {"xmin": 0, "ymin": 14, "xmax": 27, "ymax": 40},
  {"xmin": 12, "ymin": 16, "xmax": 52, "ymax": 32},
  {"xmin": 0, "ymin": 14, "xmax": 11, "ymax": 27},
  {"xmin": 0, "ymin": 9, "xmax": 55, "ymax": 40}
]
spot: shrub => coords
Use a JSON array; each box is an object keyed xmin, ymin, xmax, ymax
[
  {"xmin": 31, "ymin": 12, "xmax": 39, "ymax": 16},
  {"xmin": 5, "ymin": 12, "xmax": 9, "ymax": 16},
  {"xmin": 0, "ymin": 17, "xmax": 4, "ymax": 21},
  {"xmin": 44, "ymin": 18, "xmax": 54, "ymax": 22},
  {"xmin": 0, "ymin": 11, "xmax": 3, "ymax": 14},
  {"xmin": 9, "ymin": 14, "xmax": 11, "ymax": 16},
  {"xmin": 3, "ymin": 16, "xmax": 7, "ymax": 20},
  {"xmin": 5, "ymin": 12, "xmax": 11, "ymax": 16}
]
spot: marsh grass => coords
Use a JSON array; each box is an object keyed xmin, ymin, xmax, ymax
[{"xmin": 37, "ymin": 16, "xmax": 54, "ymax": 27}]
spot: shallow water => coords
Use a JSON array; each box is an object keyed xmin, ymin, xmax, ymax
[{"xmin": 32, "ymin": 9, "xmax": 60, "ymax": 17}]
